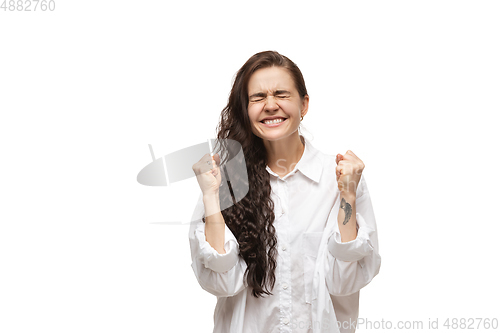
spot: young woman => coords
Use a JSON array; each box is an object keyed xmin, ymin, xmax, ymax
[{"xmin": 189, "ymin": 51, "xmax": 381, "ymax": 333}]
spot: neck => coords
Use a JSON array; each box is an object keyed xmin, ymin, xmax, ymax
[{"xmin": 264, "ymin": 133, "xmax": 305, "ymax": 177}]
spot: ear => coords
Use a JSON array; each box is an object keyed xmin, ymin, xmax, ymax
[{"xmin": 301, "ymin": 95, "xmax": 309, "ymax": 117}]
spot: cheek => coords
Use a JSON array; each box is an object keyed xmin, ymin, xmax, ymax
[
  {"xmin": 277, "ymin": 100, "xmax": 298, "ymax": 114},
  {"xmin": 247, "ymin": 104, "xmax": 262, "ymax": 120}
]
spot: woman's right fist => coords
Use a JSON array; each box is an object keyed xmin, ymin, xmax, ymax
[{"xmin": 192, "ymin": 153, "xmax": 222, "ymax": 196}]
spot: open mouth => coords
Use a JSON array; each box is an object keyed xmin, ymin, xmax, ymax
[{"xmin": 260, "ymin": 118, "xmax": 287, "ymax": 125}]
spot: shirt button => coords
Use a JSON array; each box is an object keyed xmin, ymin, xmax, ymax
[
  {"xmin": 282, "ymin": 246, "xmax": 286, "ymax": 251},
  {"xmin": 282, "ymin": 283, "xmax": 288, "ymax": 290},
  {"xmin": 283, "ymin": 317, "xmax": 290, "ymax": 325}
]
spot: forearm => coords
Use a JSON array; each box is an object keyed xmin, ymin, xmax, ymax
[
  {"xmin": 337, "ymin": 192, "xmax": 357, "ymax": 242},
  {"xmin": 203, "ymin": 193, "xmax": 226, "ymax": 254}
]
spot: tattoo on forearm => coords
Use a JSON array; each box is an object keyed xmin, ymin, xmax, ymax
[{"xmin": 340, "ymin": 197, "xmax": 352, "ymax": 225}]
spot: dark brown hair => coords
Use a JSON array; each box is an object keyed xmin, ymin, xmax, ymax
[{"xmin": 203, "ymin": 50, "xmax": 308, "ymax": 298}]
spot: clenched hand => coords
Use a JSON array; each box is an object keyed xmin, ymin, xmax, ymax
[
  {"xmin": 192, "ymin": 153, "xmax": 222, "ymax": 196},
  {"xmin": 335, "ymin": 150, "xmax": 365, "ymax": 195}
]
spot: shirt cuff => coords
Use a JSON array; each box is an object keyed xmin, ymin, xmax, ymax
[
  {"xmin": 328, "ymin": 212, "xmax": 375, "ymax": 262},
  {"xmin": 195, "ymin": 222, "xmax": 240, "ymax": 273}
]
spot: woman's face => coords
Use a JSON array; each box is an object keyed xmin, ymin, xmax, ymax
[{"xmin": 247, "ymin": 66, "xmax": 309, "ymax": 141}]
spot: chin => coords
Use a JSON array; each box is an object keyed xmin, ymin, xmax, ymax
[{"xmin": 260, "ymin": 132, "xmax": 292, "ymax": 141}]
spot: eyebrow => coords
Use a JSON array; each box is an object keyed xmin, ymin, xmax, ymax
[{"xmin": 249, "ymin": 90, "xmax": 291, "ymax": 99}]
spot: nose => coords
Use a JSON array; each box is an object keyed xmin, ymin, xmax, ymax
[{"xmin": 264, "ymin": 96, "xmax": 279, "ymax": 112}]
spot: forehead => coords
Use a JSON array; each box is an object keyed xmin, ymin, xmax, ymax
[{"xmin": 247, "ymin": 66, "xmax": 295, "ymax": 93}]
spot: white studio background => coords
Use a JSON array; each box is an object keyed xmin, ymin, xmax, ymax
[{"xmin": 1, "ymin": 1, "xmax": 499, "ymax": 332}]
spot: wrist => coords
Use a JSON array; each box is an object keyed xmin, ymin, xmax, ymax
[
  {"xmin": 203, "ymin": 192, "xmax": 221, "ymax": 209},
  {"xmin": 339, "ymin": 191, "xmax": 356, "ymax": 201},
  {"xmin": 203, "ymin": 193, "xmax": 221, "ymax": 217},
  {"xmin": 203, "ymin": 191, "xmax": 220, "ymax": 201}
]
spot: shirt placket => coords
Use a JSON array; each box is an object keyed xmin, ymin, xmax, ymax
[{"xmin": 277, "ymin": 177, "xmax": 292, "ymax": 332}]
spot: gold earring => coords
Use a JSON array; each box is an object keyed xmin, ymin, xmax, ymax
[{"xmin": 300, "ymin": 115, "xmax": 304, "ymax": 121}]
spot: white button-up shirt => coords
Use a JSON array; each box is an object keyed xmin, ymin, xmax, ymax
[{"xmin": 189, "ymin": 136, "xmax": 381, "ymax": 333}]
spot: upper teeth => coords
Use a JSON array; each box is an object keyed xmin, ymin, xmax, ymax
[{"xmin": 264, "ymin": 118, "xmax": 284, "ymax": 124}]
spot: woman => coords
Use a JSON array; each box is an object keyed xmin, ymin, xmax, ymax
[{"xmin": 189, "ymin": 51, "xmax": 381, "ymax": 333}]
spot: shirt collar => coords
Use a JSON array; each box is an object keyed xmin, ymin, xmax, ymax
[{"xmin": 266, "ymin": 135, "xmax": 323, "ymax": 183}]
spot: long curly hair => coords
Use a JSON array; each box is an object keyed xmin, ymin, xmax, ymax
[{"xmin": 202, "ymin": 50, "xmax": 309, "ymax": 298}]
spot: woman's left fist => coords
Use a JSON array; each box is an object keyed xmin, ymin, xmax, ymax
[{"xmin": 335, "ymin": 150, "xmax": 365, "ymax": 195}]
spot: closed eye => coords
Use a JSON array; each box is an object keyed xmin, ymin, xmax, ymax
[{"xmin": 250, "ymin": 97, "xmax": 264, "ymax": 102}]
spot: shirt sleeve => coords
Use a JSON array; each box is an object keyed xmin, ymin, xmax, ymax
[
  {"xmin": 325, "ymin": 174, "xmax": 382, "ymax": 296},
  {"xmin": 188, "ymin": 192, "xmax": 248, "ymax": 298}
]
